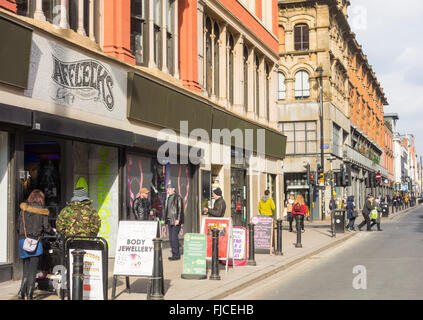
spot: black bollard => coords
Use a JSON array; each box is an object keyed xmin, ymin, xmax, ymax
[
  {"xmin": 209, "ymin": 228, "xmax": 221, "ymax": 280},
  {"xmin": 247, "ymin": 223, "xmax": 256, "ymax": 266},
  {"xmin": 71, "ymin": 250, "xmax": 86, "ymax": 300},
  {"xmin": 275, "ymin": 219, "xmax": 283, "ymax": 255},
  {"xmin": 150, "ymin": 238, "xmax": 164, "ymax": 300},
  {"xmin": 295, "ymin": 215, "xmax": 302, "ymax": 248}
]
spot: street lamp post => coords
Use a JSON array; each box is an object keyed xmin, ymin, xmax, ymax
[{"xmin": 316, "ymin": 67, "xmax": 325, "ymax": 220}]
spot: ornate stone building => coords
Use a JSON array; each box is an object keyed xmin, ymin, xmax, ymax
[{"xmin": 277, "ymin": 0, "xmax": 390, "ymax": 216}]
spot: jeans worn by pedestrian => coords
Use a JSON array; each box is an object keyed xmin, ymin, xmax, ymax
[{"xmin": 168, "ymin": 223, "xmax": 181, "ymax": 259}]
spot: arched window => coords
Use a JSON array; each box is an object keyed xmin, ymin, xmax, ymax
[
  {"xmin": 278, "ymin": 72, "xmax": 286, "ymax": 100},
  {"xmin": 214, "ymin": 22, "xmax": 220, "ymax": 97},
  {"xmin": 294, "ymin": 70, "xmax": 310, "ymax": 99},
  {"xmin": 227, "ymin": 33, "xmax": 234, "ymax": 105},
  {"xmin": 265, "ymin": 63, "xmax": 270, "ymax": 121},
  {"xmin": 294, "ymin": 23, "xmax": 309, "ymax": 51},
  {"xmin": 255, "ymin": 55, "xmax": 260, "ymax": 116},
  {"xmin": 243, "ymin": 45, "xmax": 249, "ymax": 112},
  {"xmin": 205, "ymin": 17, "xmax": 212, "ymax": 96}
]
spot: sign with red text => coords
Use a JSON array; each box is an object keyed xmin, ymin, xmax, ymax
[{"xmin": 201, "ymin": 217, "xmax": 232, "ymax": 261}]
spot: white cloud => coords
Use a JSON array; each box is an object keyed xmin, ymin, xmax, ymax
[{"xmin": 349, "ymin": 0, "xmax": 423, "ymax": 155}]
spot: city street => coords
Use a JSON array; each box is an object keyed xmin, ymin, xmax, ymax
[{"xmin": 226, "ymin": 207, "xmax": 423, "ymax": 300}]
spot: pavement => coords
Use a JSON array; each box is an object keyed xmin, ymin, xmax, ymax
[{"xmin": 0, "ymin": 204, "xmax": 419, "ymax": 301}]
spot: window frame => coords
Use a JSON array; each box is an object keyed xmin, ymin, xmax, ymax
[
  {"xmin": 294, "ymin": 23, "xmax": 309, "ymax": 51},
  {"xmin": 294, "ymin": 70, "xmax": 310, "ymax": 99},
  {"xmin": 279, "ymin": 121, "xmax": 318, "ymax": 155}
]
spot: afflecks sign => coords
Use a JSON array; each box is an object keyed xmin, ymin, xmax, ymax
[
  {"xmin": 69, "ymin": 249, "xmax": 104, "ymax": 300},
  {"xmin": 113, "ymin": 221, "xmax": 158, "ymax": 277},
  {"xmin": 24, "ymin": 32, "xmax": 127, "ymax": 120}
]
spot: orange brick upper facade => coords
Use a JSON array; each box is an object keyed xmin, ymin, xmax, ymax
[{"xmin": 348, "ymin": 36, "xmax": 387, "ymax": 150}]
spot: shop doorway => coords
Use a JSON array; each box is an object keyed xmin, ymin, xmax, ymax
[
  {"xmin": 231, "ymin": 168, "xmax": 248, "ymax": 228},
  {"xmin": 23, "ymin": 136, "xmax": 64, "ymax": 228}
]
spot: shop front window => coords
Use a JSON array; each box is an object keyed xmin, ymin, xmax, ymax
[
  {"xmin": 23, "ymin": 136, "xmax": 119, "ymax": 254},
  {"xmin": 126, "ymin": 154, "xmax": 195, "ymax": 237}
]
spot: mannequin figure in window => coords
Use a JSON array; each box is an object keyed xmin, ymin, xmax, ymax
[{"xmin": 133, "ymin": 188, "xmax": 155, "ymax": 221}]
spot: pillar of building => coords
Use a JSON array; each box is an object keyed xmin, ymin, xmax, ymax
[
  {"xmin": 103, "ymin": 0, "xmax": 135, "ymax": 64},
  {"xmin": 179, "ymin": 0, "xmax": 201, "ymax": 92}
]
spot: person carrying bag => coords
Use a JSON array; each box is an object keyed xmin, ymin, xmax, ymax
[{"xmin": 17, "ymin": 190, "xmax": 56, "ymax": 300}]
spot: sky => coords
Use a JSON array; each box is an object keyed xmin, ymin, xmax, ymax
[{"xmin": 348, "ymin": 0, "xmax": 423, "ymax": 156}]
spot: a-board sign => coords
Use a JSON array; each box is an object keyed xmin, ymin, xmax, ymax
[
  {"xmin": 251, "ymin": 215, "xmax": 273, "ymax": 254},
  {"xmin": 69, "ymin": 249, "xmax": 104, "ymax": 300},
  {"xmin": 181, "ymin": 233, "xmax": 207, "ymax": 279},
  {"xmin": 113, "ymin": 221, "xmax": 158, "ymax": 276},
  {"xmin": 201, "ymin": 217, "xmax": 232, "ymax": 261},
  {"xmin": 228, "ymin": 227, "xmax": 247, "ymax": 266}
]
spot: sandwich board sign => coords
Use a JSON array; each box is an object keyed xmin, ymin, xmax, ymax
[
  {"xmin": 113, "ymin": 221, "xmax": 157, "ymax": 276},
  {"xmin": 181, "ymin": 233, "xmax": 207, "ymax": 280},
  {"xmin": 251, "ymin": 215, "xmax": 274, "ymax": 254},
  {"xmin": 200, "ymin": 217, "xmax": 233, "ymax": 271},
  {"xmin": 228, "ymin": 226, "xmax": 247, "ymax": 266}
]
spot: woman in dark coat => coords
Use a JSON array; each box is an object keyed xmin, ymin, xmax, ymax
[
  {"xmin": 17, "ymin": 190, "xmax": 56, "ymax": 300},
  {"xmin": 346, "ymin": 196, "xmax": 356, "ymax": 231}
]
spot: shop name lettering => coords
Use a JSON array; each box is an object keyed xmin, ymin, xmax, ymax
[
  {"xmin": 117, "ymin": 239, "xmax": 153, "ymax": 253},
  {"xmin": 52, "ymin": 55, "xmax": 114, "ymax": 110}
]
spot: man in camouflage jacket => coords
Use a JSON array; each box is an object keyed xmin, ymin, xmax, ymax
[{"xmin": 56, "ymin": 187, "xmax": 101, "ymax": 238}]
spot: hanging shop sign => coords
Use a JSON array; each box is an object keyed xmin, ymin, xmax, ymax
[
  {"xmin": 113, "ymin": 221, "xmax": 158, "ymax": 277},
  {"xmin": 24, "ymin": 32, "xmax": 127, "ymax": 120},
  {"xmin": 181, "ymin": 233, "xmax": 207, "ymax": 280}
]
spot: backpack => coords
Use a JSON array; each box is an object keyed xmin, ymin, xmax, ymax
[{"xmin": 293, "ymin": 202, "xmax": 302, "ymax": 213}]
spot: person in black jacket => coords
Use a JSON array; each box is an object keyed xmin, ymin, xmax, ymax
[
  {"xmin": 132, "ymin": 188, "xmax": 154, "ymax": 221},
  {"xmin": 203, "ymin": 187, "xmax": 226, "ymax": 217},
  {"xmin": 17, "ymin": 190, "xmax": 56, "ymax": 300},
  {"xmin": 164, "ymin": 183, "xmax": 184, "ymax": 261},
  {"xmin": 357, "ymin": 194, "xmax": 374, "ymax": 231}
]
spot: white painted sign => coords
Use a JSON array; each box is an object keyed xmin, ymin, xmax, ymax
[
  {"xmin": 113, "ymin": 221, "xmax": 158, "ymax": 277},
  {"xmin": 69, "ymin": 249, "xmax": 104, "ymax": 300},
  {"xmin": 24, "ymin": 32, "xmax": 127, "ymax": 120}
]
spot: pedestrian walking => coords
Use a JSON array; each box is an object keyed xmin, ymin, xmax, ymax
[
  {"xmin": 292, "ymin": 194, "xmax": 308, "ymax": 233},
  {"xmin": 370, "ymin": 197, "xmax": 383, "ymax": 231},
  {"xmin": 346, "ymin": 195, "xmax": 357, "ymax": 231},
  {"xmin": 357, "ymin": 194, "xmax": 375, "ymax": 231},
  {"xmin": 17, "ymin": 190, "xmax": 56, "ymax": 300},
  {"xmin": 56, "ymin": 187, "xmax": 101, "ymax": 238},
  {"xmin": 258, "ymin": 190, "xmax": 276, "ymax": 217},
  {"xmin": 164, "ymin": 183, "xmax": 184, "ymax": 261},
  {"xmin": 132, "ymin": 187, "xmax": 155, "ymax": 221},
  {"xmin": 285, "ymin": 194, "xmax": 295, "ymax": 232},
  {"xmin": 203, "ymin": 187, "xmax": 226, "ymax": 217}
]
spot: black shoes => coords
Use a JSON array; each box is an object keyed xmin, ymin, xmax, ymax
[
  {"xmin": 27, "ymin": 285, "xmax": 35, "ymax": 300},
  {"xmin": 168, "ymin": 256, "xmax": 180, "ymax": 261}
]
